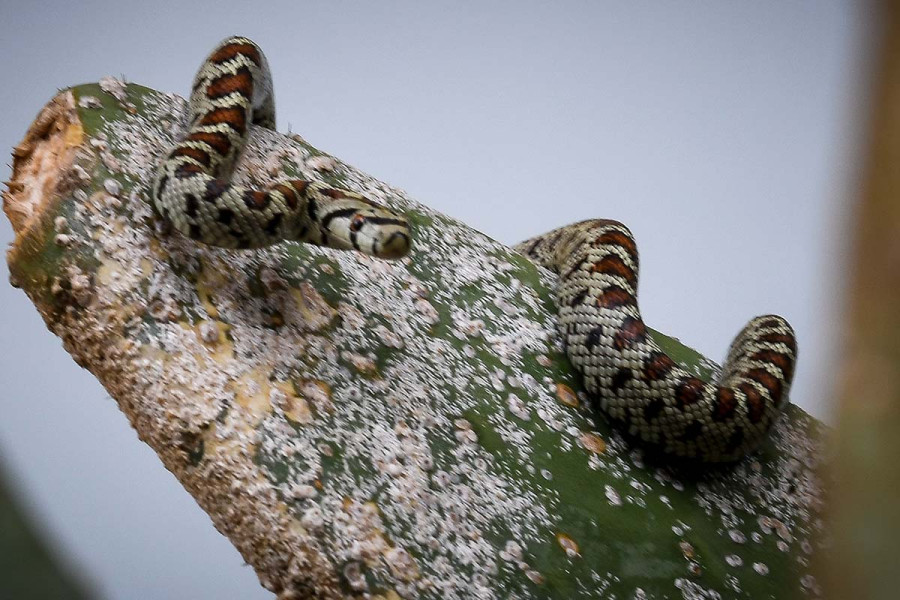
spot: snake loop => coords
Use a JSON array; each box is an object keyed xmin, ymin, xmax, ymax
[
  {"xmin": 152, "ymin": 36, "xmax": 411, "ymax": 258},
  {"xmin": 516, "ymin": 219, "xmax": 797, "ymax": 462}
]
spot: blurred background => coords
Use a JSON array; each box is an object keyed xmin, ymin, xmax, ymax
[{"xmin": 0, "ymin": 2, "xmax": 875, "ymax": 598}]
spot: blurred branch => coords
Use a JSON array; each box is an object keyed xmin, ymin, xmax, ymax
[
  {"xmin": 0, "ymin": 458, "xmax": 94, "ymax": 600},
  {"xmin": 827, "ymin": 4, "xmax": 900, "ymax": 599}
]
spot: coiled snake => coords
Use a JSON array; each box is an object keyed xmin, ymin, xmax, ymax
[
  {"xmin": 153, "ymin": 37, "xmax": 411, "ymax": 256},
  {"xmin": 154, "ymin": 37, "xmax": 797, "ymax": 463},
  {"xmin": 516, "ymin": 222, "xmax": 796, "ymax": 462}
]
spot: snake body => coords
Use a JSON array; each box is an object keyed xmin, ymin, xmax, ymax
[
  {"xmin": 156, "ymin": 38, "xmax": 796, "ymax": 463},
  {"xmin": 516, "ymin": 220, "xmax": 797, "ymax": 462},
  {"xmin": 153, "ymin": 36, "xmax": 410, "ymax": 257}
]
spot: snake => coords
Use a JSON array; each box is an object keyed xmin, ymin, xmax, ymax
[
  {"xmin": 152, "ymin": 36, "xmax": 411, "ymax": 257},
  {"xmin": 516, "ymin": 220, "xmax": 797, "ymax": 462},
  {"xmin": 155, "ymin": 37, "xmax": 796, "ymax": 463}
]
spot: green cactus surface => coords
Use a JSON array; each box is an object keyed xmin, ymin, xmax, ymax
[{"xmin": 4, "ymin": 81, "xmax": 827, "ymax": 599}]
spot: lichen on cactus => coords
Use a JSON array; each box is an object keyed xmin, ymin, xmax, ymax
[{"xmin": 3, "ymin": 80, "xmax": 827, "ymax": 599}]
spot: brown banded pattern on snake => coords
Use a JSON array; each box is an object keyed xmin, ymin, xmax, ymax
[
  {"xmin": 152, "ymin": 36, "xmax": 411, "ymax": 258},
  {"xmin": 516, "ymin": 219, "xmax": 797, "ymax": 462},
  {"xmin": 154, "ymin": 37, "xmax": 796, "ymax": 463}
]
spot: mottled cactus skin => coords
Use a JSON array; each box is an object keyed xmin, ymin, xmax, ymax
[{"xmin": 3, "ymin": 78, "xmax": 827, "ymax": 600}]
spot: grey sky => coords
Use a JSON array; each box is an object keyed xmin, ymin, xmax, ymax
[{"xmin": 0, "ymin": 2, "xmax": 872, "ymax": 598}]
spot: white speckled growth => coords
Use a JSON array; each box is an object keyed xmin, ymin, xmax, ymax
[{"xmin": 3, "ymin": 84, "xmax": 828, "ymax": 600}]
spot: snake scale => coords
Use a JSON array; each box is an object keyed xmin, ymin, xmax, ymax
[
  {"xmin": 516, "ymin": 222, "xmax": 796, "ymax": 462},
  {"xmin": 154, "ymin": 37, "xmax": 797, "ymax": 463},
  {"xmin": 153, "ymin": 37, "xmax": 411, "ymax": 257}
]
